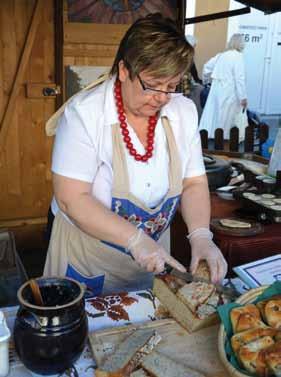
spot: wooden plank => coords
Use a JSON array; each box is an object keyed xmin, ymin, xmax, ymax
[
  {"xmin": 64, "ymin": 43, "xmax": 118, "ymax": 57},
  {"xmin": 5, "ymin": 91, "xmax": 21, "ymax": 196},
  {"xmin": 0, "ymin": 5, "xmax": 4, "ymax": 121},
  {"xmin": 88, "ymin": 319, "xmax": 230, "ymax": 377},
  {"xmin": 0, "ymin": 0, "xmax": 44, "ymax": 152},
  {"xmin": 0, "ymin": 217, "xmax": 47, "ymax": 228},
  {"xmin": 64, "ymin": 22, "xmax": 129, "ymax": 45}
]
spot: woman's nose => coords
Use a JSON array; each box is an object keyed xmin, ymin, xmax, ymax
[{"xmin": 154, "ymin": 91, "xmax": 171, "ymax": 103}]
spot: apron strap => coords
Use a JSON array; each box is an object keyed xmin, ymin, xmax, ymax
[
  {"xmin": 45, "ymin": 73, "xmax": 109, "ymax": 137},
  {"xmin": 161, "ymin": 116, "xmax": 182, "ymax": 194}
]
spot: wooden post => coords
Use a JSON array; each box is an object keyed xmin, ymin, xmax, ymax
[{"xmin": 214, "ymin": 128, "xmax": 224, "ymax": 150}]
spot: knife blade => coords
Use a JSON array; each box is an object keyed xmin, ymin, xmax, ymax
[{"xmin": 168, "ymin": 268, "xmax": 240, "ymax": 300}]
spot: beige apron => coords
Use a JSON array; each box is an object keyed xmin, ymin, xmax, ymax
[{"xmin": 44, "ymin": 82, "xmax": 183, "ymax": 295}]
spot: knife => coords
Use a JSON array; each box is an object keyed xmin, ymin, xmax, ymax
[{"xmin": 165, "ymin": 266, "xmax": 240, "ymax": 300}]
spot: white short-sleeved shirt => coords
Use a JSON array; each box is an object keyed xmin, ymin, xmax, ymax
[{"xmin": 51, "ymin": 76, "xmax": 205, "ymax": 214}]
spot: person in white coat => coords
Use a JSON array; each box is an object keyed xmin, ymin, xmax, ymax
[{"xmin": 199, "ymin": 34, "xmax": 247, "ymax": 139}]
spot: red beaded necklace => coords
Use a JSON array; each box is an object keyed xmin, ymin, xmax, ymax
[{"xmin": 114, "ymin": 79, "xmax": 157, "ymax": 162}]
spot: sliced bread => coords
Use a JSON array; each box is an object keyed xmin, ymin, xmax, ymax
[
  {"xmin": 141, "ymin": 350, "xmax": 206, "ymax": 377},
  {"xmin": 95, "ymin": 329, "xmax": 160, "ymax": 377}
]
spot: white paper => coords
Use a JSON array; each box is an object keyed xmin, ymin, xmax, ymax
[{"xmin": 233, "ymin": 254, "xmax": 281, "ymax": 288}]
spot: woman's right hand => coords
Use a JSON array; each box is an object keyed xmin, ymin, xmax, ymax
[{"xmin": 127, "ymin": 229, "xmax": 186, "ymax": 274}]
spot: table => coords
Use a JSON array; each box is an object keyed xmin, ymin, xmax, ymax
[
  {"xmin": 4, "ymin": 290, "xmax": 163, "ymax": 377},
  {"xmin": 4, "ymin": 280, "xmax": 248, "ymax": 377},
  {"xmin": 171, "ymin": 193, "xmax": 281, "ymax": 274}
]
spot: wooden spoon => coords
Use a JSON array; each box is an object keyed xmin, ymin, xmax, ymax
[{"xmin": 29, "ymin": 279, "xmax": 44, "ymax": 306}]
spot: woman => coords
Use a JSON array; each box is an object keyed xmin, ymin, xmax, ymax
[
  {"xmin": 199, "ymin": 33, "xmax": 247, "ymax": 139},
  {"xmin": 44, "ymin": 14, "xmax": 227, "ymax": 295}
]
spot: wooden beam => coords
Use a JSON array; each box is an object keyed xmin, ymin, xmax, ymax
[
  {"xmin": 0, "ymin": 217, "xmax": 47, "ymax": 229},
  {"xmin": 0, "ymin": 0, "xmax": 44, "ymax": 152},
  {"xmin": 64, "ymin": 22, "xmax": 129, "ymax": 45}
]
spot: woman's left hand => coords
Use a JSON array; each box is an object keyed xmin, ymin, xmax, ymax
[{"xmin": 189, "ymin": 237, "xmax": 227, "ymax": 284}]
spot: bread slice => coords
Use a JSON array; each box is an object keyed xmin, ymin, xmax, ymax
[
  {"xmin": 176, "ymin": 281, "xmax": 215, "ymax": 313},
  {"xmin": 231, "ymin": 327, "xmax": 277, "ymax": 354},
  {"xmin": 95, "ymin": 329, "xmax": 161, "ymax": 377},
  {"xmin": 130, "ymin": 369, "xmax": 149, "ymax": 377},
  {"xmin": 141, "ymin": 350, "xmax": 206, "ymax": 377}
]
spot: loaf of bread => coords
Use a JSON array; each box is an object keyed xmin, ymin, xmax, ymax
[
  {"xmin": 140, "ymin": 350, "xmax": 206, "ymax": 377},
  {"xmin": 193, "ymin": 260, "xmax": 211, "ymax": 282},
  {"xmin": 153, "ymin": 276, "xmax": 219, "ymax": 333}
]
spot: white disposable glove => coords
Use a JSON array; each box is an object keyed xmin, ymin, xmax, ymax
[
  {"xmin": 187, "ymin": 228, "xmax": 227, "ymax": 284},
  {"xmin": 127, "ymin": 228, "xmax": 186, "ymax": 274}
]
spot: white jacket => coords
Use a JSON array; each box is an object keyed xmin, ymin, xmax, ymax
[{"xmin": 199, "ymin": 50, "xmax": 247, "ymax": 139}]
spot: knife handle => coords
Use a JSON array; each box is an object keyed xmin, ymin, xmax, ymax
[{"xmin": 163, "ymin": 263, "xmax": 173, "ymax": 274}]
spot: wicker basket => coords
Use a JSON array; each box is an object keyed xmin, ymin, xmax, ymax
[{"xmin": 218, "ymin": 286, "xmax": 268, "ymax": 377}]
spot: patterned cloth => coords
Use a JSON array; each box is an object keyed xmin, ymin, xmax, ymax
[{"xmin": 5, "ymin": 279, "xmax": 248, "ymax": 377}]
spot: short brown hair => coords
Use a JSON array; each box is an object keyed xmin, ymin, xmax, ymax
[{"xmin": 110, "ymin": 13, "xmax": 194, "ymax": 80}]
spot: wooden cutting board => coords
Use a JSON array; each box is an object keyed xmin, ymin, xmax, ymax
[{"xmin": 88, "ymin": 318, "xmax": 231, "ymax": 377}]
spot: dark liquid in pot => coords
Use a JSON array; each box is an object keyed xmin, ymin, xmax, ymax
[{"xmin": 26, "ymin": 282, "xmax": 80, "ymax": 306}]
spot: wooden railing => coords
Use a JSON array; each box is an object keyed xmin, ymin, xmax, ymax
[{"xmin": 200, "ymin": 119, "xmax": 269, "ymax": 154}]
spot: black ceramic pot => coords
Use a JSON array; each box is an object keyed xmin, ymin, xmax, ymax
[{"xmin": 14, "ymin": 277, "xmax": 88, "ymax": 375}]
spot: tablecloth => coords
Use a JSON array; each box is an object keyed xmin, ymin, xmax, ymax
[{"xmin": 5, "ymin": 279, "xmax": 248, "ymax": 377}]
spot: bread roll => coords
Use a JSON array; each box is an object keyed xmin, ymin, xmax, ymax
[
  {"xmin": 231, "ymin": 327, "xmax": 277, "ymax": 354},
  {"xmin": 256, "ymin": 295, "xmax": 281, "ymax": 322},
  {"xmin": 264, "ymin": 341, "xmax": 281, "ymax": 377},
  {"xmin": 264, "ymin": 299, "xmax": 281, "ymax": 329},
  {"xmin": 230, "ymin": 304, "xmax": 263, "ymax": 333},
  {"xmin": 238, "ymin": 336, "xmax": 274, "ymax": 376}
]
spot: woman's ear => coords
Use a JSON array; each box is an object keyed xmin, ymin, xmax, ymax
[{"xmin": 118, "ymin": 60, "xmax": 130, "ymax": 83}]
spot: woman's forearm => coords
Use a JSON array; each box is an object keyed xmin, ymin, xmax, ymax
[
  {"xmin": 54, "ymin": 175, "xmax": 137, "ymax": 248},
  {"xmin": 180, "ymin": 175, "xmax": 211, "ymax": 233}
]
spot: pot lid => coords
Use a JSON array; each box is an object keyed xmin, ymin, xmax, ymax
[{"xmin": 234, "ymin": 0, "xmax": 281, "ymax": 14}]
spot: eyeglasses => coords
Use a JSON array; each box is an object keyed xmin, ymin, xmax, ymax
[{"xmin": 137, "ymin": 74, "xmax": 182, "ymax": 96}]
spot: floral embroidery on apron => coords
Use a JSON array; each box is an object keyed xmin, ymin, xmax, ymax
[{"xmin": 101, "ymin": 117, "xmax": 182, "ymax": 258}]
